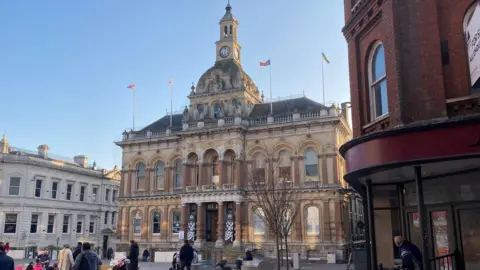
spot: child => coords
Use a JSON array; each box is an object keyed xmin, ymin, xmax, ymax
[{"xmin": 33, "ymin": 259, "xmax": 43, "ymax": 270}]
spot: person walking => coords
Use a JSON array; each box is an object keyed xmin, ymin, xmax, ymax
[
  {"xmin": 127, "ymin": 240, "xmax": 139, "ymax": 270},
  {"xmin": 0, "ymin": 244, "xmax": 14, "ymax": 270},
  {"xmin": 73, "ymin": 242, "xmax": 82, "ymax": 261},
  {"xmin": 178, "ymin": 240, "xmax": 194, "ymax": 270},
  {"xmin": 107, "ymin": 247, "xmax": 114, "ymax": 261},
  {"xmin": 72, "ymin": 242, "xmax": 102, "ymax": 270},
  {"xmin": 58, "ymin": 244, "xmax": 74, "ymax": 270},
  {"xmin": 394, "ymin": 236, "xmax": 423, "ymax": 270}
]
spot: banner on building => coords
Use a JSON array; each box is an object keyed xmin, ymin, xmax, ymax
[{"xmin": 466, "ymin": 5, "xmax": 480, "ymax": 86}]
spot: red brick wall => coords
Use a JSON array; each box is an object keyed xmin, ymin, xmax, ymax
[{"xmin": 343, "ymin": 0, "xmax": 477, "ymax": 137}]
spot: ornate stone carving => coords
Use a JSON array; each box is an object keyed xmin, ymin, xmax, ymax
[
  {"xmin": 187, "ymin": 212, "xmax": 196, "ymax": 241},
  {"xmin": 225, "ymin": 210, "xmax": 235, "ymax": 242}
]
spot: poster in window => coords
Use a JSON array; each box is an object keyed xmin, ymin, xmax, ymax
[
  {"xmin": 431, "ymin": 211, "xmax": 451, "ymax": 269},
  {"xmin": 412, "ymin": 212, "xmax": 420, "ymax": 228}
]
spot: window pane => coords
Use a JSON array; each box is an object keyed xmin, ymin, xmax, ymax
[
  {"xmin": 52, "ymin": 182, "xmax": 58, "ymax": 199},
  {"xmin": 89, "ymin": 222, "xmax": 95, "ymax": 233},
  {"xmin": 4, "ymin": 214, "xmax": 17, "ymax": 234},
  {"xmin": 47, "ymin": 215, "xmax": 55, "ymax": 233},
  {"xmin": 67, "ymin": 184, "xmax": 72, "ymax": 200},
  {"xmin": 254, "ymin": 209, "xmax": 265, "ymax": 234},
  {"xmin": 134, "ymin": 217, "xmax": 142, "ymax": 234},
  {"xmin": 374, "ymin": 79, "xmax": 388, "ymax": 117},
  {"xmin": 31, "ymin": 214, "xmax": 39, "ymax": 233},
  {"xmin": 153, "ymin": 212, "xmax": 161, "ymax": 234},
  {"xmin": 155, "ymin": 162, "xmax": 165, "ymax": 189},
  {"xmin": 9, "ymin": 177, "xmax": 20, "ymax": 195},
  {"xmin": 373, "ymin": 45, "xmax": 386, "ymax": 81},
  {"xmin": 306, "ymin": 207, "xmax": 320, "ymax": 234},
  {"xmin": 35, "ymin": 180, "xmax": 42, "ymax": 197},
  {"xmin": 63, "ymin": 216, "xmax": 70, "ymax": 233},
  {"xmin": 137, "ymin": 163, "xmax": 146, "ymax": 190},
  {"xmin": 172, "ymin": 211, "xmax": 180, "ymax": 233},
  {"xmin": 175, "ymin": 161, "xmax": 182, "ymax": 188}
]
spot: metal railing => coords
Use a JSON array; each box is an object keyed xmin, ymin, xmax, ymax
[{"xmin": 430, "ymin": 253, "xmax": 456, "ymax": 270}]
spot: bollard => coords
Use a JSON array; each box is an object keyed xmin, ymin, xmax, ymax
[{"xmin": 292, "ymin": 253, "xmax": 300, "ymax": 270}]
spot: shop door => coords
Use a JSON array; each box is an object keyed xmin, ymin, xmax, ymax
[
  {"xmin": 206, "ymin": 210, "xmax": 218, "ymax": 242},
  {"xmin": 457, "ymin": 207, "xmax": 480, "ymax": 270}
]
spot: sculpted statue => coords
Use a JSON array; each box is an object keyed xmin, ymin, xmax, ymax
[{"xmin": 182, "ymin": 106, "xmax": 189, "ymax": 122}]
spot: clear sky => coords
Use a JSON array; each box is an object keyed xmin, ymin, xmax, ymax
[{"xmin": 1, "ymin": 0, "xmax": 349, "ymax": 169}]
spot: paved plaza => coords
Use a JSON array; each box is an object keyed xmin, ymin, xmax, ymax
[{"xmin": 14, "ymin": 259, "xmax": 350, "ymax": 270}]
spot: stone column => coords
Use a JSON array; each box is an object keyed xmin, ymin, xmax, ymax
[
  {"xmin": 333, "ymin": 157, "xmax": 339, "ymax": 185},
  {"xmin": 117, "ymin": 208, "xmax": 123, "ymax": 237},
  {"xmin": 321, "ymin": 155, "xmax": 328, "ymax": 185},
  {"xmin": 181, "ymin": 163, "xmax": 189, "ymax": 189},
  {"xmin": 161, "ymin": 205, "xmax": 168, "ymax": 242},
  {"xmin": 216, "ymin": 202, "xmax": 225, "ymax": 247},
  {"xmin": 202, "ymin": 163, "xmax": 210, "ymax": 185},
  {"xmin": 145, "ymin": 168, "xmax": 151, "ymax": 194},
  {"xmin": 334, "ymin": 201, "xmax": 344, "ymax": 243},
  {"xmin": 241, "ymin": 203, "xmax": 249, "ymax": 243},
  {"xmin": 197, "ymin": 163, "xmax": 204, "ymax": 187},
  {"xmin": 233, "ymin": 202, "xmax": 242, "ymax": 247},
  {"xmin": 323, "ymin": 201, "xmax": 332, "ymax": 243},
  {"xmin": 218, "ymin": 160, "xmax": 227, "ymax": 188},
  {"xmin": 234, "ymin": 160, "xmax": 241, "ymax": 188},
  {"xmin": 195, "ymin": 203, "xmax": 205, "ymax": 247},
  {"xmin": 120, "ymin": 171, "xmax": 125, "ymax": 196},
  {"xmin": 292, "ymin": 156, "xmax": 300, "ymax": 187},
  {"xmin": 142, "ymin": 206, "xmax": 148, "ymax": 240},
  {"xmin": 128, "ymin": 170, "xmax": 133, "ymax": 195},
  {"xmin": 294, "ymin": 207, "xmax": 302, "ymax": 242},
  {"xmin": 180, "ymin": 204, "xmax": 188, "ymax": 236},
  {"xmin": 165, "ymin": 167, "xmax": 171, "ymax": 193}
]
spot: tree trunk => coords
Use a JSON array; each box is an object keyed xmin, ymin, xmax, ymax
[
  {"xmin": 285, "ymin": 236, "xmax": 290, "ymax": 270},
  {"xmin": 275, "ymin": 235, "xmax": 281, "ymax": 270}
]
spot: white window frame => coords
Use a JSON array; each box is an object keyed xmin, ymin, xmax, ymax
[
  {"xmin": 51, "ymin": 181, "xmax": 59, "ymax": 199},
  {"xmin": 152, "ymin": 212, "xmax": 161, "ymax": 235},
  {"xmin": 89, "ymin": 217, "xmax": 96, "ymax": 234},
  {"xmin": 76, "ymin": 217, "xmax": 83, "ymax": 234},
  {"xmin": 304, "ymin": 149, "xmax": 319, "ymax": 182},
  {"xmin": 105, "ymin": 189, "xmax": 110, "ymax": 203},
  {"xmin": 92, "ymin": 186, "xmax": 98, "ymax": 203},
  {"xmin": 8, "ymin": 177, "xmax": 21, "ymax": 196},
  {"xmin": 30, "ymin": 213, "xmax": 39, "ymax": 234},
  {"xmin": 154, "ymin": 161, "xmax": 165, "ymax": 190},
  {"xmin": 253, "ymin": 208, "xmax": 265, "ymax": 235},
  {"xmin": 368, "ymin": 41, "xmax": 389, "ymax": 121},
  {"xmin": 171, "ymin": 211, "xmax": 181, "ymax": 234},
  {"xmin": 66, "ymin": 183, "xmax": 73, "ymax": 201},
  {"xmin": 4, "ymin": 213, "xmax": 18, "ymax": 234},
  {"xmin": 62, "ymin": 215, "xmax": 70, "ymax": 234},
  {"xmin": 306, "ymin": 206, "xmax": 320, "ymax": 235},
  {"xmin": 79, "ymin": 185, "xmax": 86, "ymax": 202},
  {"xmin": 47, "ymin": 214, "xmax": 55, "ymax": 234},
  {"xmin": 136, "ymin": 163, "xmax": 146, "ymax": 190},
  {"xmin": 35, "ymin": 179, "xmax": 43, "ymax": 198},
  {"xmin": 133, "ymin": 215, "xmax": 142, "ymax": 235},
  {"xmin": 112, "ymin": 189, "xmax": 117, "ymax": 202}
]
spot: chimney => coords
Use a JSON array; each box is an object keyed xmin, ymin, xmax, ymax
[
  {"xmin": 37, "ymin": 145, "xmax": 49, "ymax": 159},
  {"xmin": 341, "ymin": 102, "xmax": 351, "ymax": 126},
  {"xmin": 74, "ymin": 155, "xmax": 88, "ymax": 167}
]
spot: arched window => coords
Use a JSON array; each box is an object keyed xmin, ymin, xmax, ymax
[
  {"xmin": 193, "ymin": 157, "xmax": 199, "ymax": 186},
  {"xmin": 464, "ymin": 4, "xmax": 480, "ymax": 93},
  {"xmin": 253, "ymin": 208, "xmax": 265, "ymax": 235},
  {"xmin": 174, "ymin": 160, "xmax": 182, "ymax": 188},
  {"xmin": 254, "ymin": 154, "xmax": 266, "ymax": 182},
  {"xmin": 172, "ymin": 210, "xmax": 181, "ymax": 233},
  {"xmin": 304, "ymin": 149, "xmax": 319, "ymax": 181},
  {"xmin": 369, "ymin": 42, "xmax": 388, "ymax": 120},
  {"xmin": 214, "ymin": 103, "xmax": 222, "ymax": 118},
  {"xmin": 155, "ymin": 161, "xmax": 165, "ymax": 190},
  {"xmin": 211, "ymin": 156, "xmax": 220, "ymax": 184},
  {"xmin": 224, "ymin": 25, "xmax": 228, "ymax": 36},
  {"xmin": 136, "ymin": 163, "xmax": 145, "ymax": 190},
  {"xmin": 152, "ymin": 212, "xmax": 161, "ymax": 234},
  {"xmin": 230, "ymin": 25, "xmax": 233, "ymax": 35},
  {"xmin": 306, "ymin": 206, "xmax": 320, "ymax": 235},
  {"xmin": 133, "ymin": 213, "xmax": 142, "ymax": 235},
  {"xmin": 277, "ymin": 150, "xmax": 291, "ymax": 181}
]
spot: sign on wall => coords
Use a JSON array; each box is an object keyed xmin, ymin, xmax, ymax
[{"xmin": 466, "ymin": 5, "xmax": 480, "ymax": 86}]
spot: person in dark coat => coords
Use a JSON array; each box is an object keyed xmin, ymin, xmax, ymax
[
  {"xmin": 178, "ymin": 240, "xmax": 194, "ymax": 270},
  {"xmin": 127, "ymin": 240, "xmax": 139, "ymax": 270},
  {"xmin": 72, "ymin": 242, "xmax": 102, "ymax": 270},
  {"xmin": 142, "ymin": 249, "xmax": 150, "ymax": 262},
  {"xmin": 73, "ymin": 242, "xmax": 82, "ymax": 261},
  {"xmin": 107, "ymin": 247, "xmax": 114, "ymax": 260},
  {"xmin": 394, "ymin": 236, "xmax": 423, "ymax": 270},
  {"xmin": 0, "ymin": 245, "xmax": 14, "ymax": 270}
]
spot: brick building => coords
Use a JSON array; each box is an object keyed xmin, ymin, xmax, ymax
[{"xmin": 340, "ymin": 0, "xmax": 480, "ymax": 269}]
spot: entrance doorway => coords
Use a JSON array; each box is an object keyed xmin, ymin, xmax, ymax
[
  {"xmin": 102, "ymin": 235, "xmax": 108, "ymax": 259},
  {"xmin": 206, "ymin": 203, "xmax": 218, "ymax": 242},
  {"xmin": 457, "ymin": 206, "xmax": 480, "ymax": 270}
]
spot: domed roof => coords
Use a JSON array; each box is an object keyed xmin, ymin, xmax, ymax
[{"xmin": 195, "ymin": 59, "xmax": 259, "ymax": 96}]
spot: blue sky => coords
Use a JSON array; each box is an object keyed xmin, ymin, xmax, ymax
[{"xmin": 1, "ymin": 0, "xmax": 349, "ymax": 169}]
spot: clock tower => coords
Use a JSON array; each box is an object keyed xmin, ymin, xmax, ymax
[{"xmin": 215, "ymin": 1, "xmax": 241, "ymax": 64}]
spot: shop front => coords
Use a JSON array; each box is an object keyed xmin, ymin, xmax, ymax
[{"xmin": 340, "ymin": 117, "xmax": 480, "ymax": 270}]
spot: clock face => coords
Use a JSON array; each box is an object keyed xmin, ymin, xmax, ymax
[
  {"xmin": 219, "ymin": 46, "xmax": 230, "ymax": 58},
  {"xmin": 234, "ymin": 48, "xmax": 239, "ymax": 60}
]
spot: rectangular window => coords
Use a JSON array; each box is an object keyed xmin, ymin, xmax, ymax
[
  {"xmin": 152, "ymin": 212, "xmax": 161, "ymax": 234},
  {"xmin": 80, "ymin": 186, "xmax": 86, "ymax": 202},
  {"xmin": 134, "ymin": 217, "xmax": 142, "ymax": 234},
  {"xmin": 66, "ymin": 184, "xmax": 73, "ymax": 200},
  {"xmin": 254, "ymin": 168, "xmax": 266, "ymax": 182},
  {"xmin": 89, "ymin": 220, "xmax": 95, "ymax": 234},
  {"xmin": 105, "ymin": 189, "xmax": 110, "ymax": 202},
  {"xmin": 35, "ymin": 179, "xmax": 43, "ymax": 198},
  {"xmin": 4, "ymin": 213, "xmax": 18, "ymax": 234},
  {"xmin": 76, "ymin": 219, "xmax": 83, "ymax": 234},
  {"xmin": 30, "ymin": 214, "xmax": 39, "ymax": 233},
  {"xmin": 51, "ymin": 182, "xmax": 58, "ymax": 199},
  {"xmin": 111, "ymin": 212, "xmax": 116, "ymax": 225},
  {"xmin": 62, "ymin": 215, "xmax": 70, "ymax": 233},
  {"xmin": 172, "ymin": 212, "xmax": 180, "ymax": 233},
  {"xmin": 9, "ymin": 177, "xmax": 20, "ymax": 195},
  {"xmin": 47, "ymin": 215, "xmax": 55, "ymax": 233},
  {"xmin": 253, "ymin": 209, "xmax": 265, "ymax": 235},
  {"xmin": 279, "ymin": 166, "xmax": 291, "ymax": 181},
  {"xmin": 104, "ymin": 212, "xmax": 108, "ymax": 225},
  {"xmin": 92, "ymin": 187, "xmax": 98, "ymax": 202},
  {"xmin": 112, "ymin": 190, "xmax": 117, "ymax": 202}
]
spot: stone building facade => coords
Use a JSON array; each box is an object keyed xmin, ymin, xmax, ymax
[
  {"xmin": 116, "ymin": 3, "xmax": 352, "ymax": 257},
  {"xmin": 0, "ymin": 134, "xmax": 120, "ymax": 255}
]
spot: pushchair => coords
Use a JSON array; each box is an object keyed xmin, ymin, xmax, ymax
[{"xmin": 170, "ymin": 252, "xmax": 180, "ymax": 270}]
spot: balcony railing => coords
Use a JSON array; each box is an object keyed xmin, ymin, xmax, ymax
[
  {"xmin": 186, "ymin": 186, "xmax": 198, "ymax": 192},
  {"xmin": 172, "ymin": 187, "xmax": 184, "ymax": 194},
  {"xmin": 223, "ymin": 183, "xmax": 236, "ymax": 190},
  {"xmin": 202, "ymin": 185, "xmax": 217, "ymax": 192}
]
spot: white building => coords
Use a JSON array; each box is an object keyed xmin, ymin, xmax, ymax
[{"xmin": 0, "ymin": 134, "xmax": 120, "ymax": 256}]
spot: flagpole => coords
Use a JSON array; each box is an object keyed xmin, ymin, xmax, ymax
[
  {"xmin": 169, "ymin": 80, "xmax": 173, "ymax": 128},
  {"xmin": 322, "ymin": 52, "xmax": 325, "ymax": 105},
  {"xmin": 269, "ymin": 59, "xmax": 273, "ymax": 115},
  {"xmin": 133, "ymin": 88, "xmax": 136, "ymax": 130}
]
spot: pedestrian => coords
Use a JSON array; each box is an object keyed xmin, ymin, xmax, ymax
[
  {"xmin": 58, "ymin": 244, "xmax": 74, "ymax": 270},
  {"xmin": 127, "ymin": 240, "xmax": 139, "ymax": 270},
  {"xmin": 73, "ymin": 242, "xmax": 82, "ymax": 261},
  {"xmin": 4, "ymin": 242, "xmax": 10, "ymax": 253},
  {"xmin": 26, "ymin": 262, "xmax": 34, "ymax": 270},
  {"xmin": 72, "ymin": 242, "xmax": 102, "ymax": 270},
  {"xmin": 107, "ymin": 247, "xmax": 114, "ymax": 261},
  {"xmin": 38, "ymin": 251, "xmax": 50, "ymax": 269},
  {"xmin": 0, "ymin": 244, "xmax": 14, "ymax": 270},
  {"xmin": 33, "ymin": 259, "xmax": 43, "ymax": 270},
  {"xmin": 142, "ymin": 249, "xmax": 150, "ymax": 262},
  {"xmin": 235, "ymin": 248, "xmax": 253, "ymax": 269},
  {"xmin": 178, "ymin": 240, "xmax": 194, "ymax": 270},
  {"xmin": 394, "ymin": 236, "xmax": 423, "ymax": 270}
]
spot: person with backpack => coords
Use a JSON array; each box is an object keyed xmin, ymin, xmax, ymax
[
  {"xmin": 72, "ymin": 242, "xmax": 102, "ymax": 270},
  {"xmin": 178, "ymin": 240, "xmax": 194, "ymax": 270},
  {"xmin": 0, "ymin": 245, "xmax": 14, "ymax": 270}
]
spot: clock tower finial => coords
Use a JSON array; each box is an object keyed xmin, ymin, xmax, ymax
[{"xmin": 216, "ymin": 1, "xmax": 241, "ymax": 63}]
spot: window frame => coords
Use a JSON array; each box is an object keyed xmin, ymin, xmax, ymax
[
  {"xmin": 463, "ymin": 4, "xmax": 480, "ymax": 93},
  {"xmin": 104, "ymin": 211, "xmax": 109, "ymax": 225},
  {"xmin": 152, "ymin": 212, "xmax": 161, "ymax": 235},
  {"xmin": 8, "ymin": 177, "xmax": 21, "ymax": 196},
  {"xmin": 105, "ymin": 189, "xmax": 110, "ymax": 203},
  {"xmin": 4, "ymin": 213, "xmax": 18, "ymax": 234},
  {"xmin": 62, "ymin": 215, "xmax": 70, "ymax": 234},
  {"xmin": 66, "ymin": 183, "xmax": 73, "ymax": 201},
  {"xmin": 136, "ymin": 163, "xmax": 146, "ymax": 190},
  {"xmin": 79, "ymin": 185, "xmax": 86, "ymax": 202},
  {"xmin": 174, "ymin": 160, "xmax": 182, "ymax": 188},
  {"xmin": 133, "ymin": 215, "xmax": 142, "ymax": 235},
  {"xmin": 253, "ymin": 208, "xmax": 265, "ymax": 235},
  {"xmin": 47, "ymin": 214, "xmax": 55, "ymax": 234},
  {"xmin": 305, "ymin": 206, "xmax": 321, "ymax": 235},
  {"xmin": 89, "ymin": 216, "xmax": 96, "ymax": 234},
  {"xmin": 35, "ymin": 179, "xmax": 43, "ymax": 198},
  {"xmin": 172, "ymin": 211, "xmax": 181, "ymax": 234},
  {"xmin": 51, "ymin": 181, "xmax": 59, "ymax": 199},
  {"xmin": 30, "ymin": 214, "xmax": 39, "ymax": 234},
  {"xmin": 155, "ymin": 161, "xmax": 165, "ymax": 190},
  {"xmin": 304, "ymin": 149, "xmax": 319, "ymax": 182},
  {"xmin": 111, "ymin": 211, "xmax": 116, "ymax": 225},
  {"xmin": 92, "ymin": 186, "xmax": 98, "ymax": 203},
  {"xmin": 76, "ymin": 218, "xmax": 83, "ymax": 234},
  {"xmin": 368, "ymin": 41, "xmax": 389, "ymax": 120},
  {"xmin": 112, "ymin": 190, "xmax": 117, "ymax": 202}
]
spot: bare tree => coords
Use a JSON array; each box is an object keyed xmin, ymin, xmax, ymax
[{"xmin": 244, "ymin": 145, "xmax": 300, "ymax": 270}]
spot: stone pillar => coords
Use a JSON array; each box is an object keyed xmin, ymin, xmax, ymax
[
  {"xmin": 216, "ymin": 202, "xmax": 225, "ymax": 247},
  {"xmin": 293, "ymin": 156, "xmax": 300, "ymax": 187},
  {"xmin": 120, "ymin": 171, "xmax": 125, "ymax": 196},
  {"xmin": 117, "ymin": 208, "xmax": 123, "ymax": 237},
  {"xmin": 323, "ymin": 201, "xmax": 331, "ymax": 243},
  {"xmin": 145, "ymin": 168, "xmax": 151, "ymax": 194},
  {"xmin": 321, "ymin": 155, "xmax": 328, "ymax": 185},
  {"xmin": 161, "ymin": 205, "xmax": 168, "ymax": 242},
  {"xmin": 241, "ymin": 203, "xmax": 249, "ymax": 243},
  {"xmin": 142, "ymin": 206, "xmax": 148, "ymax": 240},
  {"xmin": 233, "ymin": 202, "xmax": 242, "ymax": 247},
  {"xmin": 234, "ymin": 160, "xmax": 241, "ymax": 188},
  {"xmin": 195, "ymin": 203, "xmax": 205, "ymax": 247},
  {"xmin": 333, "ymin": 157, "xmax": 339, "ymax": 185},
  {"xmin": 165, "ymin": 167, "xmax": 171, "ymax": 193},
  {"xmin": 294, "ymin": 207, "xmax": 302, "ymax": 242},
  {"xmin": 182, "ymin": 164, "xmax": 189, "ymax": 189},
  {"xmin": 128, "ymin": 170, "xmax": 133, "ymax": 195},
  {"xmin": 197, "ymin": 163, "xmax": 204, "ymax": 187},
  {"xmin": 218, "ymin": 160, "xmax": 227, "ymax": 188},
  {"xmin": 202, "ymin": 163, "xmax": 210, "ymax": 185},
  {"xmin": 334, "ymin": 201, "xmax": 344, "ymax": 243},
  {"xmin": 267, "ymin": 158, "xmax": 274, "ymax": 184}
]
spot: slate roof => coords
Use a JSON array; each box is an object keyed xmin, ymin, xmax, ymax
[
  {"xmin": 249, "ymin": 97, "xmax": 326, "ymax": 118},
  {"xmin": 137, "ymin": 114, "xmax": 183, "ymax": 133}
]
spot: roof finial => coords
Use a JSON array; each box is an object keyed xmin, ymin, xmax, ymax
[
  {"xmin": 226, "ymin": 0, "xmax": 232, "ymax": 11},
  {"xmin": 1, "ymin": 129, "xmax": 6, "ymax": 142}
]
